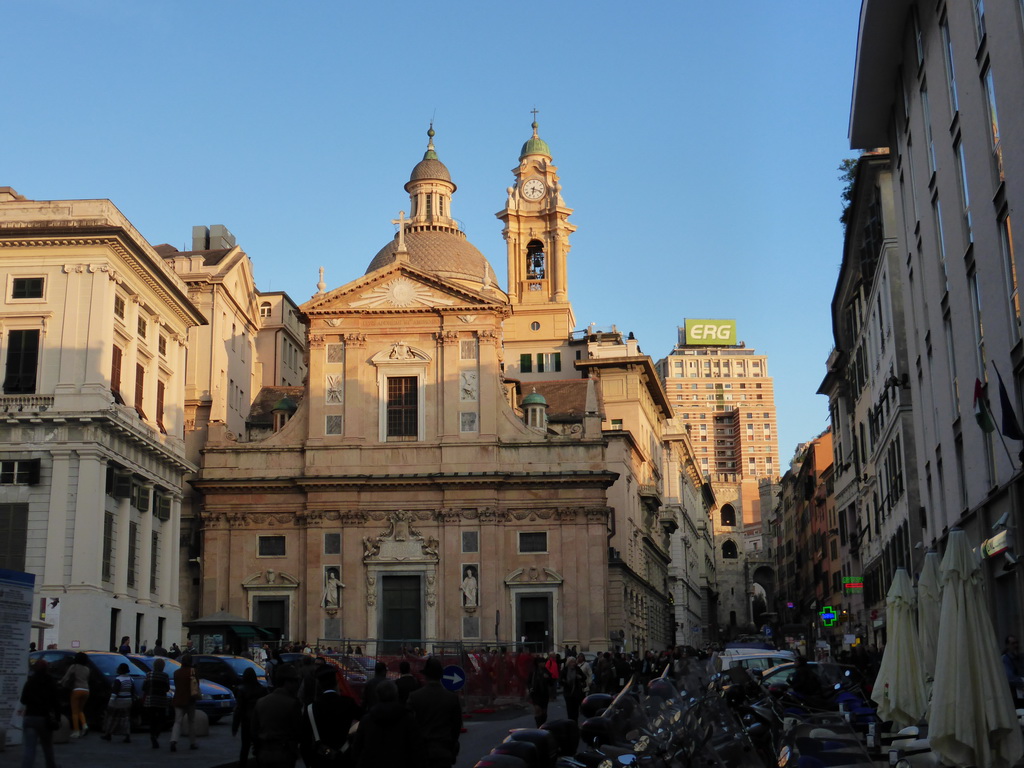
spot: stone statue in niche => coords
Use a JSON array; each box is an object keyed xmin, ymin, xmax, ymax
[
  {"xmin": 461, "ymin": 564, "xmax": 479, "ymax": 608},
  {"xmin": 322, "ymin": 567, "xmax": 344, "ymax": 612}
]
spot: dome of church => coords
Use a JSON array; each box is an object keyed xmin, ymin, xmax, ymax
[
  {"xmin": 409, "ymin": 157, "xmax": 452, "ymax": 184},
  {"xmin": 365, "ymin": 228, "xmax": 497, "ymax": 286}
]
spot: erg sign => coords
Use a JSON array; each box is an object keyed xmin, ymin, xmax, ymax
[{"xmin": 684, "ymin": 319, "xmax": 737, "ymax": 346}]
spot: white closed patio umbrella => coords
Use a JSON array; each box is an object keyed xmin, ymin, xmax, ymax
[
  {"xmin": 872, "ymin": 568, "xmax": 928, "ymax": 728},
  {"xmin": 917, "ymin": 551, "xmax": 941, "ymax": 684},
  {"xmin": 928, "ymin": 529, "xmax": 1023, "ymax": 768}
]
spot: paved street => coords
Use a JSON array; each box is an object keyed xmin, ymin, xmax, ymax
[{"xmin": 4, "ymin": 700, "xmax": 548, "ymax": 768}]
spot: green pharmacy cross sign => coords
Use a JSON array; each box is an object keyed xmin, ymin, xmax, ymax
[{"xmin": 819, "ymin": 606, "xmax": 838, "ymax": 626}]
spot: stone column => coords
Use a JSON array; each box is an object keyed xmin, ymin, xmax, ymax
[
  {"xmin": 168, "ymin": 495, "xmax": 182, "ymax": 608},
  {"xmin": 44, "ymin": 450, "xmax": 73, "ymax": 587},
  {"xmin": 137, "ymin": 485, "xmax": 155, "ymax": 602},
  {"xmin": 344, "ymin": 334, "xmax": 366, "ymax": 439},
  {"xmin": 70, "ymin": 450, "xmax": 107, "ymax": 588},
  {"xmin": 477, "ymin": 330, "xmax": 500, "ymax": 438},
  {"xmin": 438, "ymin": 330, "xmax": 460, "ymax": 438},
  {"xmin": 158, "ymin": 495, "xmax": 177, "ymax": 606},
  {"xmin": 112, "ymin": 492, "xmax": 132, "ymax": 597}
]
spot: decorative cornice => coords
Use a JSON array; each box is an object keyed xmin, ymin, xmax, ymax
[{"xmin": 1, "ymin": 236, "xmax": 202, "ymax": 328}]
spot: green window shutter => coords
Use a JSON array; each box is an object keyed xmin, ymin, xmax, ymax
[
  {"xmin": 536, "ymin": 354, "xmax": 544, "ymax": 373},
  {"xmin": 552, "ymin": 353, "xmax": 561, "ymax": 372},
  {"xmin": 520, "ymin": 354, "xmax": 532, "ymax": 373}
]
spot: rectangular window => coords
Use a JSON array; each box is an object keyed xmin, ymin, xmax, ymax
[
  {"xmin": 0, "ymin": 503, "xmax": 29, "ymax": 570},
  {"xmin": 134, "ymin": 364, "xmax": 146, "ymax": 418},
  {"xmin": 912, "ymin": 7, "xmax": 924, "ymax": 66},
  {"xmin": 111, "ymin": 344, "xmax": 122, "ymax": 403},
  {"xmin": 955, "ymin": 140, "xmax": 973, "ymax": 244},
  {"xmin": 536, "ymin": 353, "xmax": 544, "ymax": 373},
  {"xmin": 258, "ymin": 535, "xmax": 286, "ymax": 557},
  {"xmin": 0, "ymin": 459, "xmax": 41, "ymax": 485},
  {"xmin": 127, "ymin": 521, "xmax": 138, "ymax": 588},
  {"xmin": 934, "ymin": 198, "xmax": 949, "ymax": 292},
  {"xmin": 460, "ymin": 339, "xmax": 478, "ymax": 360},
  {"xmin": 610, "ymin": 419, "xmax": 623, "ymax": 430},
  {"xmin": 324, "ymin": 533, "xmax": 341, "ymax": 555},
  {"xmin": 150, "ymin": 531, "xmax": 159, "ymax": 593},
  {"xmin": 941, "ymin": 17, "xmax": 959, "ymax": 114},
  {"xmin": 158, "ymin": 335, "xmax": 167, "ymax": 357},
  {"xmin": 973, "ymin": 0, "xmax": 986, "ymax": 45},
  {"xmin": 102, "ymin": 511, "xmax": 114, "ymax": 581},
  {"xmin": 4, "ymin": 329, "xmax": 40, "ymax": 394},
  {"xmin": 518, "ymin": 531, "xmax": 548, "ymax": 553},
  {"xmin": 921, "ymin": 84, "xmax": 936, "ymax": 174},
  {"xmin": 462, "ymin": 531, "xmax": 479, "ymax": 553},
  {"xmin": 968, "ymin": 269, "xmax": 986, "ymax": 377},
  {"xmin": 519, "ymin": 354, "xmax": 532, "ymax": 373},
  {"xmin": 983, "ymin": 66, "xmax": 1003, "ymax": 182},
  {"xmin": 114, "ymin": 295, "xmax": 126, "ymax": 319},
  {"xmin": 156, "ymin": 380, "xmax": 166, "ymax": 432},
  {"xmin": 137, "ymin": 316, "xmax": 147, "ymax": 338},
  {"xmin": 386, "ymin": 376, "xmax": 418, "ymax": 439},
  {"xmin": 1000, "ymin": 214, "xmax": 1021, "ymax": 342},
  {"xmin": 11, "ymin": 277, "xmax": 44, "ymax": 300}
]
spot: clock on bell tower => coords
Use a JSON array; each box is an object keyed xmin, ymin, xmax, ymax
[{"xmin": 496, "ymin": 115, "xmax": 577, "ymax": 356}]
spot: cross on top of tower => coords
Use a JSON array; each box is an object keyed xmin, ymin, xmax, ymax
[{"xmin": 530, "ymin": 107, "xmax": 540, "ymax": 136}]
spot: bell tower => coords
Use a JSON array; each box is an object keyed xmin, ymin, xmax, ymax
[{"xmin": 497, "ymin": 115, "xmax": 577, "ymax": 349}]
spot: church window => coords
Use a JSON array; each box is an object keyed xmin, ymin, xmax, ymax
[
  {"xmin": 722, "ymin": 540, "xmax": 738, "ymax": 559},
  {"xmin": 720, "ymin": 504, "xmax": 736, "ymax": 527},
  {"xmin": 386, "ymin": 376, "xmax": 418, "ymax": 440},
  {"xmin": 258, "ymin": 535, "xmax": 286, "ymax": 557},
  {"xmin": 425, "ymin": 194, "xmax": 433, "ymax": 217},
  {"xmin": 526, "ymin": 240, "xmax": 546, "ymax": 279},
  {"xmin": 519, "ymin": 531, "xmax": 548, "ymax": 553},
  {"xmin": 519, "ymin": 354, "xmax": 533, "ymax": 373},
  {"xmin": 324, "ymin": 533, "xmax": 341, "ymax": 555},
  {"xmin": 134, "ymin": 364, "xmax": 146, "ymax": 419}
]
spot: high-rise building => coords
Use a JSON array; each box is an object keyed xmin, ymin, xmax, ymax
[
  {"xmin": 656, "ymin": 322, "xmax": 780, "ymax": 487},
  {"xmin": 656, "ymin": 320, "xmax": 781, "ymax": 636}
]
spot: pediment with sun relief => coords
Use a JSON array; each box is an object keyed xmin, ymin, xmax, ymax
[{"xmin": 302, "ymin": 265, "xmax": 505, "ymax": 316}]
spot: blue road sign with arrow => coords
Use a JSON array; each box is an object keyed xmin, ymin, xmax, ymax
[{"xmin": 442, "ymin": 665, "xmax": 466, "ymax": 692}]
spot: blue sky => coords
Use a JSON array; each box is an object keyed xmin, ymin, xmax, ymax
[{"xmin": 2, "ymin": 1, "xmax": 862, "ymax": 464}]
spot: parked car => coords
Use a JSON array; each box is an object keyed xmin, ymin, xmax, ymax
[
  {"xmin": 757, "ymin": 661, "xmax": 866, "ymax": 693},
  {"xmin": 275, "ymin": 652, "xmax": 367, "ymax": 700},
  {"xmin": 716, "ymin": 649, "xmax": 796, "ymax": 674},
  {"xmin": 128, "ymin": 655, "xmax": 236, "ymax": 723},
  {"xmin": 190, "ymin": 654, "xmax": 270, "ymax": 692},
  {"xmin": 29, "ymin": 649, "xmax": 161, "ymax": 730}
]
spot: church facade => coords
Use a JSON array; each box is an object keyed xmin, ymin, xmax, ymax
[{"xmin": 192, "ymin": 126, "xmax": 622, "ymax": 652}]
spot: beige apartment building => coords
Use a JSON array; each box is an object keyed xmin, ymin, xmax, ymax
[
  {"xmin": 0, "ymin": 187, "xmax": 205, "ymax": 651},
  {"xmin": 850, "ymin": 0, "xmax": 1024, "ymax": 639}
]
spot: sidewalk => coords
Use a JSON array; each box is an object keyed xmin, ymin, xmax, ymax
[{"xmin": 4, "ymin": 720, "xmax": 241, "ymax": 768}]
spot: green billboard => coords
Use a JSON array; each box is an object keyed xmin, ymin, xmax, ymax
[{"xmin": 684, "ymin": 319, "xmax": 737, "ymax": 346}]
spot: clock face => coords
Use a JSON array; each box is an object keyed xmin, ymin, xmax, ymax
[{"xmin": 522, "ymin": 179, "xmax": 546, "ymax": 200}]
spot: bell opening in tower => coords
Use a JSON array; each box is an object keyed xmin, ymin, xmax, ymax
[{"xmin": 526, "ymin": 240, "xmax": 546, "ymax": 280}]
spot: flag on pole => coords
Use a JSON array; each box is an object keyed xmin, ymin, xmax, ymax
[
  {"xmin": 974, "ymin": 378, "xmax": 996, "ymax": 433},
  {"xmin": 994, "ymin": 367, "xmax": 1024, "ymax": 440}
]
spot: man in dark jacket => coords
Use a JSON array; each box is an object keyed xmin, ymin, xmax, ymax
[
  {"xmin": 352, "ymin": 679, "xmax": 425, "ymax": 768},
  {"xmin": 396, "ymin": 660, "xmax": 421, "ymax": 703},
  {"xmin": 300, "ymin": 665, "xmax": 360, "ymax": 768},
  {"xmin": 253, "ymin": 665, "xmax": 302, "ymax": 767},
  {"xmin": 407, "ymin": 657, "xmax": 462, "ymax": 768},
  {"xmin": 361, "ymin": 661, "xmax": 389, "ymax": 714}
]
